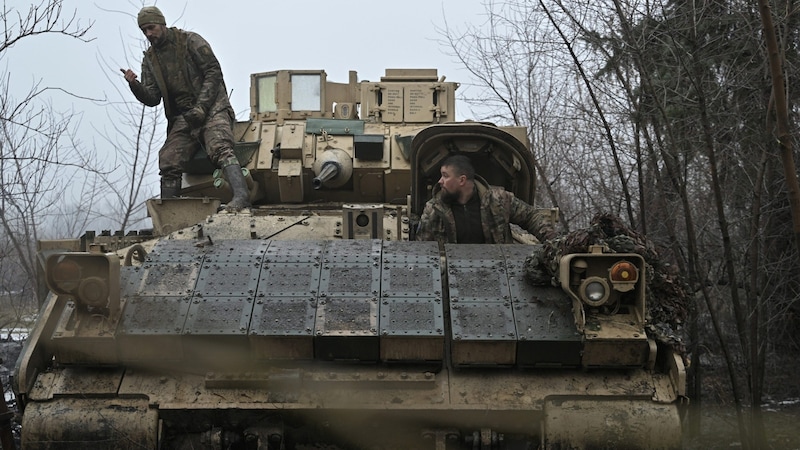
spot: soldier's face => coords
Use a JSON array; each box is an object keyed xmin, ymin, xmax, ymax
[
  {"xmin": 140, "ymin": 24, "xmax": 166, "ymax": 46},
  {"xmin": 439, "ymin": 165, "xmax": 464, "ymax": 196}
]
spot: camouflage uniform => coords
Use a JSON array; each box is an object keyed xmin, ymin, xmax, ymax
[
  {"xmin": 416, "ymin": 176, "xmax": 556, "ymax": 246},
  {"xmin": 129, "ymin": 27, "xmax": 238, "ymax": 183}
]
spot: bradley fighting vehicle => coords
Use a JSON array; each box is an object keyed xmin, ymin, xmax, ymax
[{"xmin": 14, "ymin": 69, "xmax": 687, "ymax": 449}]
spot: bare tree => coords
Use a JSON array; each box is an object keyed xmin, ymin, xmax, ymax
[
  {"xmin": 90, "ymin": 30, "xmax": 162, "ymax": 234},
  {"xmin": 0, "ymin": 0, "xmax": 98, "ymax": 308},
  {"xmin": 437, "ymin": 1, "xmax": 642, "ymax": 229},
  {"xmin": 438, "ymin": 0, "xmax": 800, "ymax": 448},
  {"xmin": 85, "ymin": 2, "xmax": 189, "ymax": 234}
]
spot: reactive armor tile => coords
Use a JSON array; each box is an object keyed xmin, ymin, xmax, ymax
[
  {"xmin": 250, "ymin": 297, "xmax": 317, "ymax": 336},
  {"xmin": 145, "ymin": 239, "xmax": 207, "ymax": 263},
  {"xmin": 500, "ymin": 244, "xmax": 538, "ymax": 275},
  {"xmin": 447, "ymin": 263, "xmax": 510, "ymax": 303},
  {"xmin": 201, "ymin": 239, "xmax": 269, "ymax": 263},
  {"xmin": 258, "ymin": 262, "xmax": 322, "ymax": 297},
  {"xmin": 183, "ymin": 296, "xmax": 254, "ymax": 335},
  {"xmin": 380, "ymin": 262, "xmax": 441, "ymax": 298},
  {"xmin": 450, "ymin": 301, "xmax": 517, "ymax": 365},
  {"xmin": 319, "ymin": 263, "xmax": 380, "ymax": 297},
  {"xmin": 249, "ymin": 297, "xmax": 317, "ymax": 359},
  {"xmin": 444, "ymin": 243, "xmax": 504, "ymax": 263},
  {"xmin": 379, "ymin": 298, "xmax": 444, "ymax": 362},
  {"xmin": 315, "ymin": 297, "xmax": 379, "ymax": 361},
  {"xmin": 507, "ymin": 267, "xmax": 567, "ymax": 305},
  {"xmin": 513, "ymin": 301, "xmax": 581, "ymax": 367},
  {"xmin": 120, "ymin": 266, "xmax": 146, "ymax": 299},
  {"xmin": 120, "ymin": 296, "xmax": 192, "ymax": 334},
  {"xmin": 117, "ymin": 296, "xmax": 191, "ymax": 361},
  {"xmin": 380, "ymin": 298, "xmax": 443, "ymax": 335},
  {"xmin": 182, "ymin": 296, "xmax": 255, "ymax": 364},
  {"xmin": 264, "ymin": 240, "xmax": 325, "ymax": 263},
  {"xmin": 193, "ymin": 262, "xmax": 262, "ymax": 297},
  {"xmin": 323, "ymin": 239, "xmax": 381, "ymax": 263},
  {"xmin": 135, "ymin": 261, "xmax": 202, "ymax": 297},
  {"xmin": 381, "ymin": 240, "xmax": 439, "ymax": 264}
]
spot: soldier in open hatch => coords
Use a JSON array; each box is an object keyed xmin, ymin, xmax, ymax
[
  {"xmin": 121, "ymin": 6, "xmax": 250, "ymax": 211},
  {"xmin": 416, "ymin": 154, "xmax": 557, "ymax": 246}
]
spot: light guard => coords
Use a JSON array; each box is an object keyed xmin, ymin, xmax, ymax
[{"xmin": 46, "ymin": 252, "xmax": 121, "ymax": 317}]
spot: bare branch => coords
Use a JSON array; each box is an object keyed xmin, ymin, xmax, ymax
[{"xmin": 0, "ymin": 0, "xmax": 94, "ymax": 54}]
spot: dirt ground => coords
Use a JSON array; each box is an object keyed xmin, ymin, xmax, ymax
[
  {"xmin": 683, "ymin": 404, "xmax": 800, "ymax": 449},
  {"xmin": 680, "ymin": 351, "xmax": 800, "ymax": 449},
  {"xmin": 0, "ymin": 338, "xmax": 22, "ymax": 447}
]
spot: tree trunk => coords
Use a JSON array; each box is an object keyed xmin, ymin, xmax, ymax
[{"xmin": 757, "ymin": 0, "xmax": 800, "ymax": 259}]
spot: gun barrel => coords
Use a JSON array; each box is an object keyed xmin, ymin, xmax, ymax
[{"xmin": 312, "ymin": 161, "xmax": 340, "ymax": 190}]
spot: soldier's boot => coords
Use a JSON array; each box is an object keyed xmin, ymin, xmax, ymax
[
  {"xmin": 223, "ymin": 164, "xmax": 251, "ymax": 212},
  {"xmin": 161, "ymin": 178, "xmax": 181, "ymax": 198}
]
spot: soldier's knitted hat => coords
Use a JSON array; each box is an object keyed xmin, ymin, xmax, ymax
[{"xmin": 137, "ymin": 6, "xmax": 166, "ymax": 27}]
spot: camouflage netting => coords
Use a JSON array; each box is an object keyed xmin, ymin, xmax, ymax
[{"xmin": 524, "ymin": 213, "xmax": 689, "ymax": 354}]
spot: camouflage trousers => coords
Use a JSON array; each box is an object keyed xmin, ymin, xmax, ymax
[{"xmin": 159, "ymin": 107, "xmax": 238, "ymax": 182}]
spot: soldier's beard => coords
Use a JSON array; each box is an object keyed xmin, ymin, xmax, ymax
[{"xmin": 440, "ymin": 190, "xmax": 459, "ymax": 205}]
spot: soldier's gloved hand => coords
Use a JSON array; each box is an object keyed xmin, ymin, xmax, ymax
[
  {"xmin": 183, "ymin": 105, "xmax": 206, "ymax": 128},
  {"xmin": 543, "ymin": 227, "xmax": 559, "ymax": 241}
]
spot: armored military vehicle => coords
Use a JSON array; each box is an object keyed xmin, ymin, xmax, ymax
[{"xmin": 13, "ymin": 69, "xmax": 687, "ymax": 449}]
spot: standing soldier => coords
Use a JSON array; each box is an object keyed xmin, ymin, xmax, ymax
[
  {"xmin": 121, "ymin": 6, "xmax": 250, "ymax": 211},
  {"xmin": 416, "ymin": 154, "xmax": 557, "ymax": 246}
]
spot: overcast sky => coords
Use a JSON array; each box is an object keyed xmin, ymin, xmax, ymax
[{"xmin": 7, "ymin": 0, "xmax": 489, "ymax": 125}]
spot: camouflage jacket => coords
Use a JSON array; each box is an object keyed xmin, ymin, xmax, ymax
[
  {"xmin": 130, "ymin": 27, "xmax": 232, "ymax": 127},
  {"xmin": 415, "ymin": 176, "xmax": 556, "ymax": 246}
]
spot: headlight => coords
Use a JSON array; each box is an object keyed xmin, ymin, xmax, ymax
[
  {"xmin": 78, "ymin": 276, "xmax": 111, "ymax": 308},
  {"xmin": 579, "ymin": 276, "xmax": 610, "ymax": 307},
  {"xmin": 49, "ymin": 257, "xmax": 82, "ymax": 292}
]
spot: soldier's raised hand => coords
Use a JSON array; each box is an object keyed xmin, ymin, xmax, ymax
[{"xmin": 120, "ymin": 68, "xmax": 138, "ymax": 84}]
